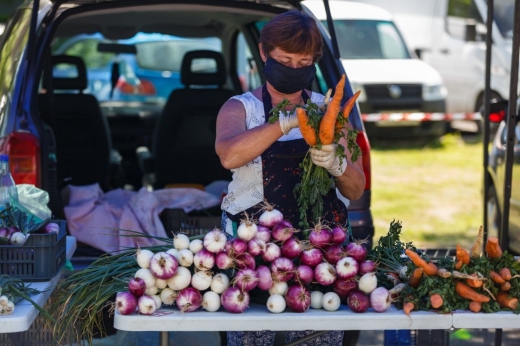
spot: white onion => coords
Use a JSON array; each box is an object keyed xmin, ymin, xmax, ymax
[
  {"xmin": 155, "ymin": 278, "xmax": 168, "ymax": 289},
  {"xmin": 135, "ymin": 268, "xmax": 156, "ymax": 289},
  {"xmin": 145, "ymin": 286, "xmax": 159, "ymax": 296},
  {"xmin": 3, "ymin": 301, "xmax": 14, "ymax": 314},
  {"xmin": 177, "ymin": 249, "xmax": 194, "ymax": 267},
  {"xmin": 267, "ymin": 294, "xmax": 286, "ymax": 313},
  {"xmin": 204, "ymin": 228, "xmax": 227, "ymax": 253},
  {"xmin": 137, "ymin": 295, "xmax": 157, "ymax": 315},
  {"xmin": 237, "ymin": 212, "xmax": 258, "ymax": 241},
  {"xmin": 115, "ymin": 292, "xmax": 137, "ymax": 315},
  {"xmin": 160, "ymin": 288, "xmax": 178, "ymax": 305},
  {"xmin": 211, "ymin": 273, "xmax": 230, "ymax": 294},
  {"xmin": 189, "ymin": 239, "xmax": 204, "ymax": 254},
  {"xmin": 0, "ymin": 296, "xmax": 8, "ymax": 306},
  {"xmin": 358, "ymin": 272, "xmax": 377, "ymax": 294},
  {"xmin": 166, "ymin": 248, "xmax": 180, "ymax": 260},
  {"xmin": 191, "ymin": 270, "xmax": 213, "ymax": 291},
  {"xmin": 149, "ymin": 252, "xmax": 178, "ymax": 280},
  {"xmin": 167, "ymin": 266, "xmax": 191, "ymax": 291},
  {"xmin": 10, "ymin": 232, "xmax": 26, "ymax": 245},
  {"xmin": 136, "ymin": 247, "xmax": 154, "ymax": 268},
  {"xmin": 202, "ymin": 291, "xmax": 221, "ymax": 312},
  {"xmin": 269, "ymin": 281, "xmax": 288, "ymax": 296},
  {"xmin": 322, "ymin": 292, "xmax": 341, "ymax": 311},
  {"xmin": 370, "ymin": 287, "xmax": 392, "ymax": 312},
  {"xmin": 151, "ymin": 294, "xmax": 162, "ymax": 310},
  {"xmin": 310, "ymin": 291, "xmax": 324, "ymax": 309},
  {"xmin": 173, "ymin": 233, "xmax": 190, "ymax": 250}
]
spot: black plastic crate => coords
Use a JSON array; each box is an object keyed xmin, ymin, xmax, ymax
[
  {"xmin": 0, "ymin": 219, "xmax": 66, "ymax": 282},
  {"xmin": 160, "ymin": 208, "xmax": 222, "ymax": 237}
]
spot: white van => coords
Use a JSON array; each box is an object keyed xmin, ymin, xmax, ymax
[
  {"xmin": 348, "ymin": 0, "xmax": 514, "ymax": 132},
  {"xmin": 302, "ymin": 0, "xmax": 448, "ymax": 139}
]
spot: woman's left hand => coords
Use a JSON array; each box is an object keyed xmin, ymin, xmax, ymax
[{"xmin": 309, "ymin": 144, "xmax": 347, "ymax": 177}]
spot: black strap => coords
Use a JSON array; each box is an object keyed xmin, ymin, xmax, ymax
[
  {"xmin": 261, "ymin": 85, "xmax": 310, "ymax": 121},
  {"xmin": 42, "ymin": 49, "xmax": 56, "ymax": 129}
]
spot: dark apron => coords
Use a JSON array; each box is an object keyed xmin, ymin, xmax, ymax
[{"xmin": 227, "ymin": 85, "xmax": 349, "ymax": 236}]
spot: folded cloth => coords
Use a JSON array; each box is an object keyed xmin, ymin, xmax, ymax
[{"xmin": 64, "ymin": 183, "xmax": 220, "ymax": 253}]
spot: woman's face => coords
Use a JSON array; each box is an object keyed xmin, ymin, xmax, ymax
[{"xmin": 260, "ymin": 46, "xmax": 313, "ymax": 69}]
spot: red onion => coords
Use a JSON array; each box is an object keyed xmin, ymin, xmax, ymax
[
  {"xmin": 115, "ymin": 291, "xmax": 137, "ymax": 315},
  {"xmin": 221, "ymin": 286, "xmax": 250, "ymax": 313},
  {"xmin": 271, "ymin": 221, "xmax": 295, "ymax": 243},
  {"xmin": 248, "ymin": 239, "xmax": 266, "ymax": 256},
  {"xmin": 295, "ymin": 265, "xmax": 314, "ymax": 285},
  {"xmin": 216, "ymin": 252, "xmax": 233, "ymax": 269},
  {"xmin": 236, "ymin": 252, "xmax": 256, "ymax": 270},
  {"xmin": 255, "ymin": 225, "xmax": 272, "ymax": 242},
  {"xmin": 233, "ymin": 268, "xmax": 258, "ymax": 291},
  {"xmin": 226, "ymin": 239, "xmax": 248, "ymax": 255},
  {"xmin": 262, "ymin": 243, "xmax": 281, "ymax": 262},
  {"xmin": 176, "ymin": 287, "xmax": 203, "ymax": 312},
  {"xmin": 370, "ymin": 287, "xmax": 392, "ymax": 312},
  {"xmin": 358, "ymin": 260, "xmax": 376, "ymax": 274},
  {"xmin": 237, "ymin": 212, "xmax": 258, "ymax": 241},
  {"xmin": 270, "ymin": 257, "xmax": 295, "ymax": 282},
  {"xmin": 128, "ymin": 277, "xmax": 146, "ymax": 297},
  {"xmin": 43, "ymin": 223, "xmax": 60, "ymax": 234},
  {"xmin": 345, "ymin": 240, "xmax": 368, "ymax": 263},
  {"xmin": 281, "ymin": 237, "xmax": 303, "ymax": 259},
  {"xmin": 323, "ymin": 244, "xmax": 344, "ymax": 265},
  {"xmin": 333, "ymin": 278, "xmax": 358, "ymax": 299},
  {"xmin": 314, "ymin": 262, "xmax": 337, "ymax": 286},
  {"xmin": 193, "ymin": 249, "xmax": 215, "ymax": 271},
  {"xmin": 330, "ymin": 225, "xmax": 348, "ymax": 244},
  {"xmin": 347, "ymin": 290, "xmax": 370, "ymax": 313},
  {"xmin": 300, "ymin": 247, "xmax": 323, "ymax": 267},
  {"xmin": 285, "ymin": 285, "xmax": 311, "ymax": 313},
  {"xmin": 258, "ymin": 201, "xmax": 284, "ymax": 228},
  {"xmin": 256, "ymin": 265, "xmax": 273, "ymax": 291},
  {"xmin": 203, "ymin": 228, "xmax": 227, "ymax": 253},
  {"xmin": 137, "ymin": 295, "xmax": 157, "ymax": 315},
  {"xmin": 336, "ymin": 256, "xmax": 359, "ymax": 279},
  {"xmin": 309, "ymin": 227, "xmax": 332, "ymax": 248},
  {"xmin": 149, "ymin": 252, "xmax": 178, "ymax": 280}
]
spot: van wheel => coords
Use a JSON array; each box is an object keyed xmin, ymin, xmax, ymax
[{"xmin": 486, "ymin": 184, "xmax": 501, "ymax": 244}]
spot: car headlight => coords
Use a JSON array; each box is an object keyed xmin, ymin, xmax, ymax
[
  {"xmin": 349, "ymin": 82, "xmax": 367, "ymax": 103},
  {"xmin": 423, "ymin": 84, "xmax": 447, "ymax": 101}
]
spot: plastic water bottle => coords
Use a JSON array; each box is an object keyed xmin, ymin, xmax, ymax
[{"xmin": 0, "ymin": 154, "xmax": 18, "ymax": 210}]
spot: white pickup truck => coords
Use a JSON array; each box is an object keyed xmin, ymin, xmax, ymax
[{"xmin": 303, "ymin": 0, "xmax": 448, "ymax": 139}]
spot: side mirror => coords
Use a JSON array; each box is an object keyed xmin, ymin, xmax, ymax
[
  {"xmin": 488, "ymin": 98, "xmax": 508, "ymax": 123},
  {"xmin": 414, "ymin": 48, "xmax": 422, "ymax": 59},
  {"xmin": 465, "ymin": 21, "xmax": 477, "ymax": 42}
]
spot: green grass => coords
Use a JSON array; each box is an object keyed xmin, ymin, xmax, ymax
[{"xmin": 370, "ymin": 134, "xmax": 483, "ymax": 250}]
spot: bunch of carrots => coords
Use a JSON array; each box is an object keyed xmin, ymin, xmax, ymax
[{"xmin": 396, "ymin": 226, "xmax": 520, "ymax": 315}]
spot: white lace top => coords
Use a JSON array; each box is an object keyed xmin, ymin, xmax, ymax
[{"xmin": 221, "ymin": 91, "xmax": 325, "ymax": 218}]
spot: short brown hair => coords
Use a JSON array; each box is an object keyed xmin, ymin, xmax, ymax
[{"xmin": 259, "ymin": 10, "xmax": 323, "ymax": 63}]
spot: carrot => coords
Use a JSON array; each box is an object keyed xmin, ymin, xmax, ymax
[
  {"xmin": 455, "ymin": 282, "xmax": 490, "ymax": 303},
  {"xmin": 403, "ymin": 302, "xmax": 415, "ymax": 316},
  {"xmin": 490, "ymin": 270, "xmax": 506, "ymax": 284},
  {"xmin": 296, "ymin": 108, "xmax": 317, "ymax": 146},
  {"xmin": 456, "ymin": 244, "xmax": 470, "ymax": 265},
  {"xmin": 485, "ymin": 236, "xmax": 503, "ymax": 259},
  {"xmin": 319, "ymin": 74, "xmax": 345, "ymax": 145},
  {"xmin": 454, "ymin": 260, "xmax": 463, "ymax": 270},
  {"xmin": 470, "ymin": 225, "xmax": 483, "ymax": 259},
  {"xmin": 466, "ymin": 274, "xmax": 483, "ymax": 288},
  {"xmin": 404, "ymin": 249, "xmax": 438, "ymax": 276},
  {"xmin": 469, "ymin": 301, "xmax": 482, "ymax": 313},
  {"xmin": 430, "ymin": 293, "xmax": 443, "ymax": 309},
  {"xmin": 408, "ymin": 267, "xmax": 423, "ymax": 288},
  {"xmin": 335, "ymin": 90, "xmax": 361, "ymax": 135},
  {"xmin": 497, "ymin": 291, "xmax": 519, "ymax": 310},
  {"xmin": 499, "ymin": 268, "xmax": 512, "ymax": 281},
  {"xmin": 501, "ymin": 282, "xmax": 511, "ymax": 291}
]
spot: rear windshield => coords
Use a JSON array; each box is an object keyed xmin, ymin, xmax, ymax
[{"xmin": 322, "ymin": 19, "xmax": 410, "ymax": 59}]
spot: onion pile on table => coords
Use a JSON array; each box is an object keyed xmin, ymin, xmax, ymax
[{"xmin": 114, "ymin": 205, "xmax": 391, "ymax": 315}]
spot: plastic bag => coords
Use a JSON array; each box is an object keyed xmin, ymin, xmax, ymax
[{"xmin": 16, "ymin": 184, "xmax": 52, "ymax": 221}]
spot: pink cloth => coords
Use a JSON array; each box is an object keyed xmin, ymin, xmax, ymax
[{"xmin": 64, "ymin": 184, "xmax": 220, "ymax": 253}]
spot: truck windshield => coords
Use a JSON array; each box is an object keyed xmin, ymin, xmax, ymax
[
  {"xmin": 322, "ymin": 19, "xmax": 410, "ymax": 59},
  {"xmin": 493, "ymin": 0, "xmax": 515, "ymax": 38}
]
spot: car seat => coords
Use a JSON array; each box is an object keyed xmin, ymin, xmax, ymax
[
  {"xmin": 37, "ymin": 55, "xmax": 122, "ymax": 192},
  {"xmin": 151, "ymin": 50, "xmax": 235, "ymax": 188}
]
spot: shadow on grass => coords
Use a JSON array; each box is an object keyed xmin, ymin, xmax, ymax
[{"xmin": 370, "ymin": 137, "xmax": 446, "ymax": 151}]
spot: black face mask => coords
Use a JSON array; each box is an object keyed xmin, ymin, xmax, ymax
[{"xmin": 263, "ymin": 57, "xmax": 316, "ymax": 94}]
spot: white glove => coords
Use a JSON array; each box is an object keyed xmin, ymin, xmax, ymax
[
  {"xmin": 309, "ymin": 144, "xmax": 347, "ymax": 177},
  {"xmin": 279, "ymin": 110, "xmax": 299, "ymax": 135}
]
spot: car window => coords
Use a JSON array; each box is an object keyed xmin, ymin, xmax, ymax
[{"xmin": 235, "ymin": 32, "xmax": 261, "ymax": 92}]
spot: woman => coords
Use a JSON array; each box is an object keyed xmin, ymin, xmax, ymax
[{"xmin": 215, "ymin": 10, "xmax": 365, "ymax": 346}]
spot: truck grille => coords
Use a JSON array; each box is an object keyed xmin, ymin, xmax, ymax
[
  {"xmin": 364, "ymin": 84, "xmax": 422, "ymax": 99},
  {"xmin": 363, "ymin": 84, "xmax": 422, "ymax": 112}
]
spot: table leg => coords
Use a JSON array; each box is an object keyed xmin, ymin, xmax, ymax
[
  {"xmin": 495, "ymin": 328, "xmax": 502, "ymax": 346},
  {"xmin": 159, "ymin": 331, "xmax": 170, "ymax": 346}
]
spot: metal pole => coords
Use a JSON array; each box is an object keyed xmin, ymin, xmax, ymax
[
  {"xmin": 323, "ymin": 0, "xmax": 341, "ymax": 59},
  {"xmin": 483, "ymin": 0, "xmax": 494, "ymax": 239},
  {"xmin": 159, "ymin": 331, "xmax": 169, "ymax": 346},
  {"xmin": 501, "ymin": 0, "xmax": 520, "ymax": 252}
]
